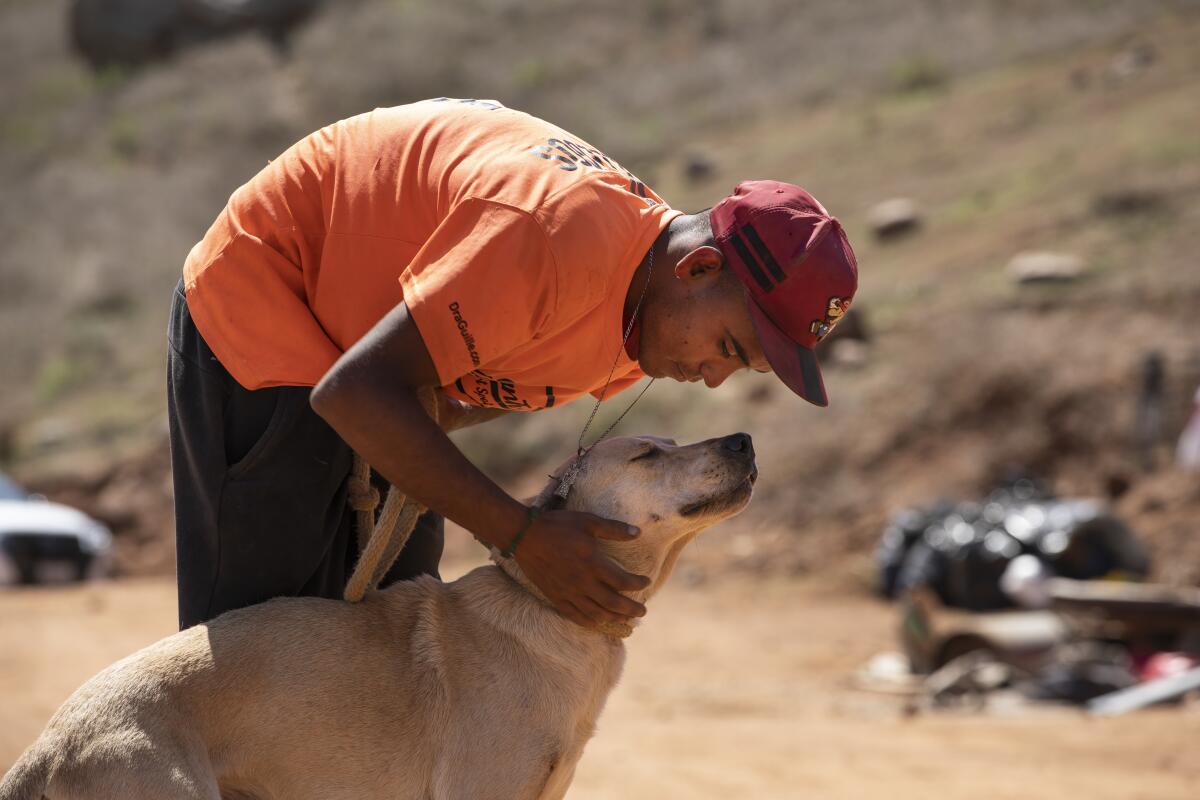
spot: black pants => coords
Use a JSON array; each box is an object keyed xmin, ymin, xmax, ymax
[{"xmin": 167, "ymin": 282, "xmax": 442, "ymax": 630}]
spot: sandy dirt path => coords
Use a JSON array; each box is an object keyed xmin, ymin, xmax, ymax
[{"xmin": 2, "ymin": 569, "xmax": 1197, "ymax": 799}]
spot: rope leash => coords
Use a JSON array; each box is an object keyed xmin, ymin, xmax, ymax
[{"xmin": 342, "ymin": 387, "xmax": 438, "ymax": 603}]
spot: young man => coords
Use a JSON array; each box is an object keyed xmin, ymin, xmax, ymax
[{"xmin": 168, "ymin": 98, "xmax": 858, "ymax": 632}]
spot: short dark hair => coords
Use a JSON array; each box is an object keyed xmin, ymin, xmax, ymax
[{"xmin": 672, "ymin": 208, "xmax": 714, "ymax": 243}]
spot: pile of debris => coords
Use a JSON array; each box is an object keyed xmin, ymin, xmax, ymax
[
  {"xmin": 880, "ymin": 580, "xmax": 1200, "ymax": 716},
  {"xmin": 875, "ymin": 476, "xmax": 1150, "ymax": 611},
  {"xmin": 860, "ymin": 480, "xmax": 1200, "ymax": 716}
]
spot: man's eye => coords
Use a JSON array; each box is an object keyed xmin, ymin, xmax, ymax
[{"xmin": 720, "ymin": 341, "xmax": 732, "ymax": 359}]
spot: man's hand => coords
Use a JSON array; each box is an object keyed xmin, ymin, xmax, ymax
[{"xmin": 513, "ymin": 510, "xmax": 650, "ymax": 629}]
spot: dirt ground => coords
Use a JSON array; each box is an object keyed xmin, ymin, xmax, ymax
[
  {"xmin": 3, "ymin": 556, "xmax": 1197, "ymax": 799},
  {"xmin": 3, "ymin": 5, "xmax": 1197, "ymax": 797}
]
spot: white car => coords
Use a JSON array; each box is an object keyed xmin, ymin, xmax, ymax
[{"xmin": 0, "ymin": 473, "xmax": 113, "ymax": 586}]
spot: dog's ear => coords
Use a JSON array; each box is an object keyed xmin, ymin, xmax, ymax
[
  {"xmin": 524, "ymin": 454, "xmax": 577, "ymax": 512},
  {"xmin": 527, "ymin": 473, "xmax": 567, "ymax": 513}
]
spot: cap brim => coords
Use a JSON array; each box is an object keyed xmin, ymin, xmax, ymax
[{"xmin": 747, "ymin": 300, "xmax": 829, "ymax": 407}]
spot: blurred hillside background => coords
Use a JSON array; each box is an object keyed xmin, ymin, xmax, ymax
[{"xmin": 2, "ymin": 0, "xmax": 1198, "ymax": 584}]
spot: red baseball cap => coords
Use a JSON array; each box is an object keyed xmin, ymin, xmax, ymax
[{"xmin": 711, "ymin": 180, "xmax": 859, "ymax": 407}]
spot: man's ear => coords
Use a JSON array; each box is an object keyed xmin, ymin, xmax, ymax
[{"xmin": 673, "ymin": 245, "xmax": 725, "ymax": 285}]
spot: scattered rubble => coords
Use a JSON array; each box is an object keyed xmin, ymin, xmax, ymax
[
  {"xmin": 1176, "ymin": 386, "xmax": 1200, "ymax": 470},
  {"xmin": 681, "ymin": 153, "xmax": 716, "ymax": 185},
  {"xmin": 817, "ymin": 306, "xmax": 871, "ymax": 368},
  {"xmin": 1090, "ymin": 666, "xmax": 1200, "ymax": 715},
  {"xmin": 1006, "ymin": 251, "xmax": 1087, "ymax": 284},
  {"xmin": 69, "ymin": 0, "xmax": 324, "ymax": 68},
  {"xmin": 1092, "ymin": 187, "xmax": 1168, "ymax": 218},
  {"xmin": 1108, "ymin": 42, "xmax": 1157, "ymax": 82},
  {"xmin": 858, "ymin": 578, "xmax": 1200, "ymax": 716},
  {"xmin": 867, "ymin": 198, "xmax": 921, "ymax": 242}
]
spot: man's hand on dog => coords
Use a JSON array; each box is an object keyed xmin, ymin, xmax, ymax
[{"xmin": 515, "ymin": 510, "xmax": 650, "ymax": 629}]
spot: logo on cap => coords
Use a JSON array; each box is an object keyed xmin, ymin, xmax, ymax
[{"xmin": 809, "ymin": 296, "xmax": 852, "ymax": 341}]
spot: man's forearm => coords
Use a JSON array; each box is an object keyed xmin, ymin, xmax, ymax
[
  {"xmin": 310, "ymin": 298, "xmax": 529, "ymax": 548},
  {"xmin": 312, "ymin": 373, "xmax": 525, "ymax": 549}
]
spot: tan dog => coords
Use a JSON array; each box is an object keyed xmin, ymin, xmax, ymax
[{"xmin": 1, "ymin": 433, "xmax": 757, "ymax": 800}]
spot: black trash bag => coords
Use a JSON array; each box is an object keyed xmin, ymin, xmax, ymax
[
  {"xmin": 874, "ymin": 502, "xmax": 952, "ymax": 598},
  {"xmin": 1046, "ymin": 514, "xmax": 1150, "ymax": 581},
  {"xmin": 892, "ymin": 507, "xmax": 1021, "ymax": 611},
  {"xmin": 877, "ymin": 477, "xmax": 1150, "ymax": 610}
]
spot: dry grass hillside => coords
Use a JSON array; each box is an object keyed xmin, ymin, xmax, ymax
[{"xmin": 2, "ymin": 0, "xmax": 1198, "ymax": 582}]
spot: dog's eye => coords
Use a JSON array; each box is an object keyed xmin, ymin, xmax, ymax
[{"xmin": 630, "ymin": 445, "xmax": 658, "ymax": 462}]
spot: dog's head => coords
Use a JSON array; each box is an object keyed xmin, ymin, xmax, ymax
[{"xmin": 529, "ymin": 433, "xmax": 757, "ymax": 598}]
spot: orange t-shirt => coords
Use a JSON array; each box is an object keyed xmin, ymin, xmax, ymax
[{"xmin": 183, "ymin": 98, "xmax": 681, "ymax": 411}]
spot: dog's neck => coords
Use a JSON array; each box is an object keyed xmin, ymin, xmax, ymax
[
  {"xmin": 486, "ymin": 519, "xmax": 707, "ymax": 640},
  {"xmin": 489, "ymin": 550, "xmax": 636, "ymax": 640}
]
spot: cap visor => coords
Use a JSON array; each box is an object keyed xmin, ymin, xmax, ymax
[{"xmin": 747, "ymin": 300, "xmax": 829, "ymax": 407}]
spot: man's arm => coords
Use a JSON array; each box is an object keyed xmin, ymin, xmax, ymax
[
  {"xmin": 310, "ymin": 300, "xmax": 648, "ymax": 629},
  {"xmin": 435, "ymin": 393, "xmax": 511, "ymax": 433}
]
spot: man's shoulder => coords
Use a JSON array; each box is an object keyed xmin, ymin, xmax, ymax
[{"xmin": 531, "ymin": 176, "xmax": 677, "ymax": 314}]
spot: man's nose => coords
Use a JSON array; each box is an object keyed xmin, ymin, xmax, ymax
[
  {"xmin": 701, "ymin": 360, "xmax": 735, "ymax": 388},
  {"xmin": 719, "ymin": 432, "xmax": 754, "ymax": 458}
]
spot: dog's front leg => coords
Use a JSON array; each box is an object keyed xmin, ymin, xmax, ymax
[
  {"xmin": 432, "ymin": 742, "xmax": 565, "ymax": 800},
  {"xmin": 533, "ymin": 760, "xmax": 578, "ymax": 800}
]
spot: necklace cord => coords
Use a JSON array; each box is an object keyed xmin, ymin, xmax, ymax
[
  {"xmin": 575, "ymin": 243, "xmax": 655, "ymax": 454},
  {"xmin": 555, "ymin": 241, "xmax": 657, "ymax": 499}
]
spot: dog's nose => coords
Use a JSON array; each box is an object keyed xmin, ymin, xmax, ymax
[{"xmin": 720, "ymin": 432, "xmax": 754, "ymax": 458}]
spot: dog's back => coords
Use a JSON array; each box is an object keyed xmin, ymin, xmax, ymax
[
  {"xmin": 2, "ymin": 433, "xmax": 756, "ymax": 799},
  {"xmin": 0, "ymin": 745, "xmax": 49, "ymax": 800},
  {"xmin": 1, "ymin": 569, "xmax": 619, "ymax": 800},
  {"xmin": 2, "ymin": 581, "xmax": 443, "ymax": 800},
  {"xmin": 2, "ymin": 624, "xmax": 211, "ymax": 800}
]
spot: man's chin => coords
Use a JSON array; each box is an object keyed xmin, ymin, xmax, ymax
[
  {"xmin": 640, "ymin": 360, "xmax": 672, "ymax": 381},
  {"xmin": 637, "ymin": 351, "xmax": 687, "ymax": 382},
  {"xmin": 636, "ymin": 357, "xmax": 660, "ymax": 379}
]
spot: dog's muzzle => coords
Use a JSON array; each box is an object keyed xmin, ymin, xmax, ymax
[{"xmin": 719, "ymin": 432, "xmax": 758, "ymax": 483}]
